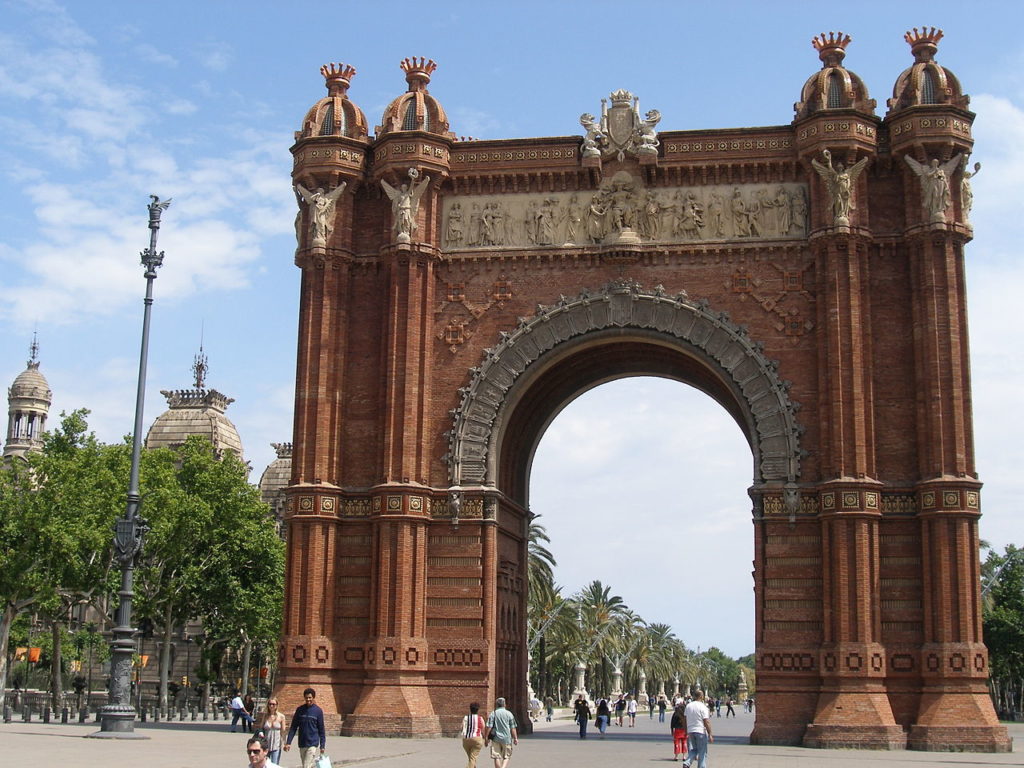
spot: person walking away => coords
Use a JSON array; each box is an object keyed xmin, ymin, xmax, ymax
[
  {"xmin": 483, "ymin": 697, "xmax": 518, "ymax": 768},
  {"xmin": 725, "ymin": 698, "xmax": 736, "ymax": 717},
  {"xmin": 573, "ymin": 693, "xmax": 591, "ymax": 739},
  {"xmin": 627, "ymin": 694, "xmax": 638, "ymax": 727},
  {"xmin": 682, "ymin": 689, "xmax": 713, "ymax": 768},
  {"xmin": 614, "ymin": 694, "xmax": 626, "ymax": 726},
  {"xmin": 461, "ymin": 702, "xmax": 486, "ymax": 768},
  {"xmin": 648, "ymin": 693, "xmax": 657, "ymax": 719},
  {"xmin": 245, "ymin": 735, "xmax": 280, "ymax": 768},
  {"xmin": 670, "ymin": 702, "xmax": 688, "ymax": 760},
  {"xmin": 594, "ymin": 696, "xmax": 611, "ymax": 737},
  {"xmin": 658, "ymin": 695, "xmax": 668, "ymax": 723},
  {"xmin": 259, "ymin": 698, "xmax": 286, "ymax": 765},
  {"xmin": 544, "ymin": 695, "xmax": 554, "ymax": 722},
  {"xmin": 528, "ymin": 695, "xmax": 541, "ymax": 722},
  {"xmin": 284, "ymin": 687, "xmax": 326, "ymax": 768},
  {"xmin": 230, "ymin": 691, "xmax": 255, "ymax": 733}
]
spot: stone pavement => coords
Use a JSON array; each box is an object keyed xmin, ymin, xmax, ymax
[{"xmin": 3, "ymin": 709, "xmax": 1019, "ymax": 767}]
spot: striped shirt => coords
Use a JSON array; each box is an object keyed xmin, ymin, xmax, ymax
[{"xmin": 462, "ymin": 713, "xmax": 485, "ymax": 738}]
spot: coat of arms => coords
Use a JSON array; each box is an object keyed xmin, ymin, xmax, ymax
[{"xmin": 580, "ymin": 90, "xmax": 661, "ymax": 161}]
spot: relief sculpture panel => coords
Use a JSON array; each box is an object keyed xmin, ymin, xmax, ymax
[{"xmin": 442, "ymin": 176, "xmax": 808, "ymax": 251}]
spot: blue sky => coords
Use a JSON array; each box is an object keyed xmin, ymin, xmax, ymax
[{"xmin": 1, "ymin": 0, "xmax": 1022, "ymax": 658}]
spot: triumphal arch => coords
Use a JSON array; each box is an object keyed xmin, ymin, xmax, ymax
[{"xmin": 275, "ymin": 30, "xmax": 1010, "ymax": 751}]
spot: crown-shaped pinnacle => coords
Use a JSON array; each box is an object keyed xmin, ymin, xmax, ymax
[
  {"xmin": 904, "ymin": 27, "xmax": 943, "ymax": 62},
  {"xmin": 401, "ymin": 57, "xmax": 437, "ymax": 91},
  {"xmin": 320, "ymin": 62, "xmax": 356, "ymax": 96},
  {"xmin": 812, "ymin": 31, "xmax": 851, "ymax": 68}
]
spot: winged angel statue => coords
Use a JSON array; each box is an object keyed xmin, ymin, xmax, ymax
[
  {"xmin": 904, "ymin": 154, "xmax": 962, "ymax": 224},
  {"xmin": 295, "ymin": 181, "xmax": 347, "ymax": 247},
  {"xmin": 381, "ymin": 168, "xmax": 432, "ymax": 243},
  {"xmin": 811, "ymin": 149, "xmax": 869, "ymax": 227}
]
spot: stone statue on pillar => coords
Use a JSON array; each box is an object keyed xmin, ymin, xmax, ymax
[
  {"xmin": 381, "ymin": 167, "xmax": 431, "ymax": 243},
  {"xmin": 904, "ymin": 154, "xmax": 962, "ymax": 224},
  {"xmin": 811, "ymin": 149, "xmax": 869, "ymax": 227},
  {"xmin": 295, "ymin": 181, "xmax": 347, "ymax": 248}
]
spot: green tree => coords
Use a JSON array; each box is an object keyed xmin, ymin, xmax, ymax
[
  {"xmin": 132, "ymin": 436, "xmax": 284, "ymax": 712},
  {"xmin": 982, "ymin": 544, "xmax": 1024, "ymax": 717},
  {"xmin": 0, "ymin": 411, "xmax": 121, "ymax": 704}
]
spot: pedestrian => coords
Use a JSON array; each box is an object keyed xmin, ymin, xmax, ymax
[
  {"xmin": 648, "ymin": 693, "xmax": 657, "ymax": 719},
  {"xmin": 614, "ymin": 693, "xmax": 626, "ymax": 726},
  {"xmin": 626, "ymin": 694, "xmax": 638, "ymax": 727},
  {"xmin": 573, "ymin": 693, "xmax": 591, "ymax": 739},
  {"xmin": 284, "ymin": 687, "xmax": 326, "ymax": 768},
  {"xmin": 725, "ymin": 698, "xmax": 736, "ymax": 717},
  {"xmin": 658, "ymin": 695, "xmax": 668, "ymax": 723},
  {"xmin": 245, "ymin": 735, "xmax": 280, "ymax": 768},
  {"xmin": 594, "ymin": 695, "xmax": 610, "ymax": 737},
  {"xmin": 715, "ymin": 697, "xmax": 721, "ymax": 717},
  {"xmin": 544, "ymin": 695, "xmax": 554, "ymax": 722},
  {"xmin": 682, "ymin": 689, "xmax": 714, "ymax": 768},
  {"xmin": 670, "ymin": 701, "xmax": 688, "ymax": 761},
  {"xmin": 528, "ymin": 695, "xmax": 541, "ymax": 722},
  {"xmin": 483, "ymin": 697, "xmax": 518, "ymax": 768},
  {"xmin": 259, "ymin": 697, "xmax": 286, "ymax": 765},
  {"xmin": 230, "ymin": 690, "xmax": 255, "ymax": 733},
  {"xmin": 460, "ymin": 702, "xmax": 486, "ymax": 768}
]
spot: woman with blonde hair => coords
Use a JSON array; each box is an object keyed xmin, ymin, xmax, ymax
[
  {"xmin": 259, "ymin": 698, "xmax": 287, "ymax": 765},
  {"xmin": 460, "ymin": 702, "xmax": 486, "ymax": 768}
]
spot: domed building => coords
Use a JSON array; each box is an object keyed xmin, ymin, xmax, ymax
[
  {"xmin": 258, "ymin": 442, "xmax": 291, "ymax": 535},
  {"xmin": 794, "ymin": 32, "xmax": 876, "ymax": 119},
  {"xmin": 4, "ymin": 337, "xmax": 52, "ymax": 459},
  {"xmin": 144, "ymin": 348, "xmax": 243, "ymax": 459},
  {"xmin": 376, "ymin": 57, "xmax": 455, "ymax": 139}
]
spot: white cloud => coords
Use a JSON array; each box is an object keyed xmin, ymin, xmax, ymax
[{"xmin": 134, "ymin": 43, "xmax": 178, "ymax": 68}]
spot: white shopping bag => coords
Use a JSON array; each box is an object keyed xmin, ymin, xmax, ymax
[{"xmin": 315, "ymin": 754, "xmax": 332, "ymax": 768}]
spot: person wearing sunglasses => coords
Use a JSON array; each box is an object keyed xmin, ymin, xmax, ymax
[
  {"xmin": 260, "ymin": 698, "xmax": 287, "ymax": 765},
  {"xmin": 245, "ymin": 736, "xmax": 280, "ymax": 768}
]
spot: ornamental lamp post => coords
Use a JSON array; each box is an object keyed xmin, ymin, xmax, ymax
[{"xmin": 91, "ymin": 195, "xmax": 170, "ymax": 739}]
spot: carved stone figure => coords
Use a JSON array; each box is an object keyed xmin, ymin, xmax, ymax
[
  {"xmin": 678, "ymin": 191, "xmax": 704, "ymax": 240},
  {"xmin": 790, "ymin": 187, "xmax": 808, "ymax": 234},
  {"xmin": 587, "ymin": 193, "xmax": 608, "ymax": 242},
  {"xmin": 960, "ymin": 156, "xmax": 981, "ymax": 223},
  {"xmin": 731, "ymin": 188, "xmax": 750, "ymax": 237},
  {"xmin": 564, "ymin": 195, "xmax": 584, "ymax": 244},
  {"xmin": 481, "ymin": 203, "xmax": 500, "ymax": 246},
  {"xmin": 747, "ymin": 190, "xmax": 764, "ymax": 237},
  {"xmin": 637, "ymin": 109, "xmax": 661, "ymax": 154},
  {"xmin": 811, "ymin": 149, "xmax": 869, "ymax": 227},
  {"xmin": 707, "ymin": 192, "xmax": 726, "ymax": 238},
  {"xmin": 537, "ymin": 199, "xmax": 558, "ymax": 246},
  {"xmin": 467, "ymin": 203, "xmax": 482, "ymax": 246},
  {"xmin": 446, "ymin": 202, "xmax": 464, "ymax": 247},
  {"xmin": 381, "ymin": 167, "xmax": 431, "ymax": 243},
  {"xmin": 295, "ymin": 181, "xmax": 347, "ymax": 248},
  {"xmin": 639, "ymin": 191, "xmax": 662, "ymax": 240},
  {"xmin": 773, "ymin": 185, "xmax": 792, "ymax": 235},
  {"xmin": 524, "ymin": 200, "xmax": 539, "ymax": 244},
  {"xmin": 904, "ymin": 154, "xmax": 961, "ymax": 223},
  {"xmin": 580, "ymin": 113, "xmax": 605, "ymax": 157}
]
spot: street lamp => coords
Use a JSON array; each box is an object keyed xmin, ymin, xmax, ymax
[{"xmin": 91, "ymin": 195, "xmax": 170, "ymax": 739}]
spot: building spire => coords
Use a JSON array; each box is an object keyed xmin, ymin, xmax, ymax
[{"xmin": 28, "ymin": 331, "xmax": 39, "ymax": 367}]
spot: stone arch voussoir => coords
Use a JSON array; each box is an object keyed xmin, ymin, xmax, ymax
[{"xmin": 446, "ymin": 280, "xmax": 803, "ymax": 487}]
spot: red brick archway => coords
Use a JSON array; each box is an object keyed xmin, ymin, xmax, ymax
[{"xmin": 274, "ymin": 38, "xmax": 1010, "ymax": 751}]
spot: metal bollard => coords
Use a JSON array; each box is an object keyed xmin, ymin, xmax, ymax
[
  {"xmin": 61, "ymin": 707, "xmax": 69, "ymax": 723},
  {"xmin": 179, "ymin": 707, "xmax": 185, "ymax": 721},
  {"xmin": 23, "ymin": 706, "xmax": 30, "ymax": 722},
  {"xmin": 191, "ymin": 707, "xmax": 197, "ymax": 721},
  {"xmin": 3, "ymin": 705, "xmax": 12, "ymax": 723},
  {"xmin": 153, "ymin": 706, "xmax": 160, "ymax": 722},
  {"xmin": 202, "ymin": 710, "xmax": 208, "ymax": 721},
  {"xmin": 42, "ymin": 707, "xmax": 50, "ymax": 723},
  {"xmin": 140, "ymin": 707, "xmax": 147, "ymax": 722},
  {"xmin": 78, "ymin": 707, "xmax": 87, "ymax": 723}
]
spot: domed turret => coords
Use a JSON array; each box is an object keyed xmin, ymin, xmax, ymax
[
  {"xmin": 297, "ymin": 63, "xmax": 369, "ymax": 140},
  {"xmin": 259, "ymin": 442, "xmax": 292, "ymax": 534},
  {"xmin": 5, "ymin": 337, "xmax": 52, "ymax": 459},
  {"xmin": 145, "ymin": 349, "xmax": 243, "ymax": 459},
  {"xmin": 376, "ymin": 58, "xmax": 455, "ymax": 138},
  {"xmin": 794, "ymin": 32, "xmax": 876, "ymax": 120},
  {"xmin": 887, "ymin": 27, "xmax": 968, "ymax": 113}
]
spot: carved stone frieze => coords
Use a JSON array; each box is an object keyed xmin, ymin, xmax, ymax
[
  {"xmin": 441, "ymin": 176, "xmax": 809, "ymax": 251},
  {"xmin": 445, "ymin": 281, "xmax": 804, "ymax": 486}
]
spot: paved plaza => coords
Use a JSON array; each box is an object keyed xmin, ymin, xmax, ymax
[{"xmin": 3, "ymin": 709, "xmax": 1019, "ymax": 767}]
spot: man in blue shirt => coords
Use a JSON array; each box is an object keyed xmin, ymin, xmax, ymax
[
  {"xmin": 483, "ymin": 697, "xmax": 518, "ymax": 768},
  {"xmin": 284, "ymin": 687, "xmax": 326, "ymax": 768}
]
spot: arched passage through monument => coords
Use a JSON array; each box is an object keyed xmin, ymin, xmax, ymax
[{"xmin": 446, "ymin": 281, "xmax": 804, "ymax": 738}]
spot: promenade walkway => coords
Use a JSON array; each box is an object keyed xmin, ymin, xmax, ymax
[{"xmin": 3, "ymin": 708, "xmax": 1019, "ymax": 767}]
